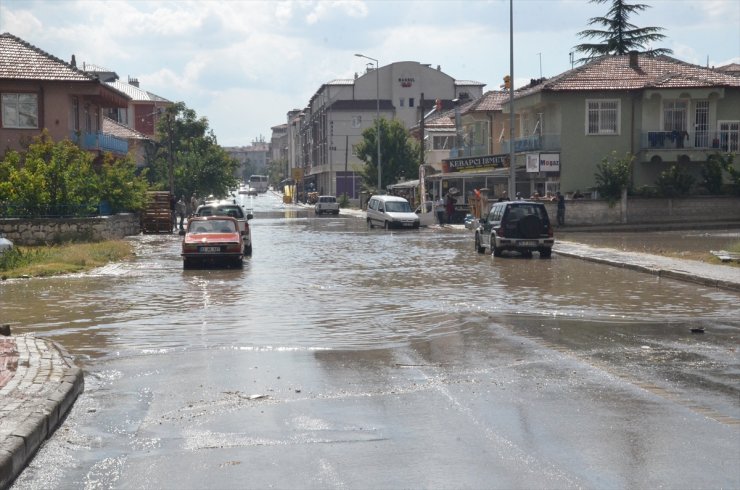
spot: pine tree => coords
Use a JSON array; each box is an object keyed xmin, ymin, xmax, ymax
[{"xmin": 573, "ymin": 0, "xmax": 672, "ymax": 62}]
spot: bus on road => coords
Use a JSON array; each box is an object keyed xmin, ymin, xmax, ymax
[{"xmin": 248, "ymin": 175, "xmax": 269, "ymax": 193}]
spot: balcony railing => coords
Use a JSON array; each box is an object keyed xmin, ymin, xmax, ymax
[
  {"xmin": 70, "ymin": 131, "xmax": 128, "ymax": 154},
  {"xmin": 449, "ymin": 144, "xmax": 488, "ymax": 158},
  {"xmin": 641, "ymin": 130, "xmax": 739, "ymax": 152},
  {"xmin": 502, "ymin": 133, "xmax": 561, "ymax": 153}
]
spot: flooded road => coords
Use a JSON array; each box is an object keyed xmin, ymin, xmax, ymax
[{"xmin": 4, "ymin": 192, "xmax": 739, "ymax": 488}]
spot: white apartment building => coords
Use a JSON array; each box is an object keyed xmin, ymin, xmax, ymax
[{"xmin": 287, "ymin": 61, "xmax": 484, "ymax": 198}]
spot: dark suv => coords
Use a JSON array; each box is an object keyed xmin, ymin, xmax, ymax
[{"xmin": 474, "ymin": 201, "xmax": 554, "ymax": 258}]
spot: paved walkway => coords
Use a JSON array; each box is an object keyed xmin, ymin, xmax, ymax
[
  {"xmin": 0, "ymin": 213, "xmax": 738, "ymax": 487},
  {"xmin": 555, "ymin": 240, "xmax": 740, "ymax": 292},
  {"xmin": 0, "ymin": 335, "xmax": 84, "ymax": 488}
]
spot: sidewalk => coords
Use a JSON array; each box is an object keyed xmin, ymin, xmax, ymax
[
  {"xmin": 555, "ymin": 240, "xmax": 740, "ymax": 292},
  {"xmin": 0, "ymin": 334, "xmax": 84, "ymax": 488}
]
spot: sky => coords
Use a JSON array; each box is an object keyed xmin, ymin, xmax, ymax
[{"xmin": 1, "ymin": 0, "xmax": 738, "ymax": 147}]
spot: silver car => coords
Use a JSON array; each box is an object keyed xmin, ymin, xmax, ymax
[{"xmin": 366, "ymin": 195, "xmax": 420, "ymax": 229}]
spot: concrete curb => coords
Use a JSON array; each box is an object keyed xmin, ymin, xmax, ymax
[
  {"xmin": 554, "ymin": 242, "xmax": 740, "ymax": 292},
  {"xmin": 0, "ymin": 336, "xmax": 84, "ymax": 489}
]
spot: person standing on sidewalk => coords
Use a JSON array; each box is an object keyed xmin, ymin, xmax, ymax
[
  {"xmin": 435, "ymin": 196, "xmax": 446, "ymax": 226},
  {"xmin": 556, "ymin": 191, "xmax": 565, "ymax": 226}
]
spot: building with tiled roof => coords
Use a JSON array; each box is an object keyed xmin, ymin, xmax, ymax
[
  {"xmin": 505, "ymin": 52, "xmax": 740, "ymax": 196},
  {"xmin": 82, "ymin": 62, "xmax": 171, "ymax": 138},
  {"xmin": 289, "ymin": 61, "xmax": 486, "ymax": 199},
  {"xmin": 0, "ymin": 32, "xmax": 131, "ymax": 156}
]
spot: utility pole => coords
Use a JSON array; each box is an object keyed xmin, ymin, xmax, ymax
[
  {"xmin": 167, "ymin": 112, "xmax": 175, "ymax": 195},
  {"xmin": 508, "ymin": 0, "xmax": 516, "ymax": 199}
]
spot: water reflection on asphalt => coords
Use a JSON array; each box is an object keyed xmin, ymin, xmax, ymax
[{"xmin": 1, "ymin": 192, "xmax": 737, "ymax": 361}]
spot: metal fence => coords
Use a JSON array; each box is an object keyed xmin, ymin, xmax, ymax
[{"xmin": 0, "ymin": 203, "xmax": 110, "ymax": 219}]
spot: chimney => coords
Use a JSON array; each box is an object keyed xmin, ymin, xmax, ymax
[
  {"xmin": 437, "ymin": 65, "xmax": 441, "ymax": 71},
  {"xmin": 629, "ymin": 51, "xmax": 639, "ymax": 69},
  {"xmin": 70, "ymin": 54, "xmax": 76, "ymax": 68}
]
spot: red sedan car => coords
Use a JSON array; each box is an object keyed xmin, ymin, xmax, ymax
[{"xmin": 182, "ymin": 216, "xmax": 243, "ymax": 269}]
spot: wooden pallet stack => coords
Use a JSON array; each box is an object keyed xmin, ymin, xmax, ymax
[{"xmin": 141, "ymin": 191, "xmax": 173, "ymax": 234}]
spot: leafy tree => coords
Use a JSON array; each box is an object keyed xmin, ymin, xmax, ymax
[
  {"xmin": 354, "ymin": 118, "xmax": 420, "ymax": 193},
  {"xmin": 97, "ymin": 153, "xmax": 149, "ymax": 212},
  {"xmin": 655, "ymin": 165, "xmax": 694, "ymax": 197},
  {"xmin": 147, "ymin": 102, "xmax": 239, "ymax": 200},
  {"xmin": 594, "ymin": 151, "xmax": 633, "ymax": 202},
  {"xmin": 574, "ymin": 0, "xmax": 673, "ymax": 62},
  {"xmin": 0, "ymin": 131, "xmax": 147, "ymax": 216}
]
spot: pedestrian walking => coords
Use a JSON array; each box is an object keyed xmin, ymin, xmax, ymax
[
  {"xmin": 169, "ymin": 193, "xmax": 177, "ymax": 231},
  {"xmin": 176, "ymin": 196, "xmax": 187, "ymax": 230},
  {"xmin": 435, "ymin": 196, "xmax": 445, "ymax": 226},
  {"xmin": 556, "ymin": 191, "xmax": 565, "ymax": 226},
  {"xmin": 190, "ymin": 193, "xmax": 199, "ymax": 216}
]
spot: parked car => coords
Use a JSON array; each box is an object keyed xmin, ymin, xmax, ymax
[
  {"xmin": 366, "ymin": 195, "xmax": 420, "ymax": 229},
  {"xmin": 182, "ymin": 216, "xmax": 243, "ymax": 268},
  {"xmin": 474, "ymin": 200, "xmax": 554, "ymax": 258},
  {"xmin": 315, "ymin": 195, "xmax": 340, "ymax": 215},
  {"xmin": 195, "ymin": 201, "xmax": 253, "ymax": 255},
  {"xmin": 0, "ymin": 234, "xmax": 13, "ymax": 255}
]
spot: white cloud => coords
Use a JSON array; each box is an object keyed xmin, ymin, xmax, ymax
[{"xmin": 1, "ymin": 0, "xmax": 737, "ymax": 146}]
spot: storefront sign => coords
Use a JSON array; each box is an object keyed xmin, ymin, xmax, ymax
[
  {"xmin": 526, "ymin": 153, "xmax": 539, "ymax": 173},
  {"xmin": 443, "ymin": 154, "xmax": 507, "ymax": 172},
  {"xmin": 540, "ymin": 153, "xmax": 560, "ymax": 172}
]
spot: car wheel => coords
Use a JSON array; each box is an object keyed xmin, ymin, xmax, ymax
[
  {"xmin": 539, "ymin": 248, "xmax": 552, "ymax": 258},
  {"xmin": 367, "ymin": 218, "xmax": 374, "ymax": 229},
  {"xmin": 384, "ymin": 220, "xmax": 390, "ymax": 230},
  {"xmin": 475, "ymin": 234, "xmax": 486, "ymax": 254},
  {"xmin": 244, "ymin": 245, "xmax": 253, "ymax": 256}
]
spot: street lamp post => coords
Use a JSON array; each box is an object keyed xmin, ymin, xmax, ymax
[{"xmin": 355, "ymin": 53, "xmax": 381, "ymax": 193}]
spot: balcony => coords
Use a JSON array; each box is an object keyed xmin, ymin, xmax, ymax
[
  {"xmin": 641, "ymin": 130, "xmax": 738, "ymax": 152},
  {"xmin": 70, "ymin": 131, "xmax": 128, "ymax": 154},
  {"xmin": 449, "ymin": 144, "xmax": 488, "ymax": 158},
  {"xmin": 502, "ymin": 133, "xmax": 561, "ymax": 153}
]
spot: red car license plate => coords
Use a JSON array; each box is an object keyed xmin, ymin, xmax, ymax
[{"xmin": 199, "ymin": 246, "xmax": 221, "ymax": 253}]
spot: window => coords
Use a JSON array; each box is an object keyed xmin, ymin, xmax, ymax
[
  {"xmin": 586, "ymin": 99, "xmax": 619, "ymax": 135},
  {"xmin": 399, "ymin": 98, "xmax": 405, "ymax": 107},
  {"xmin": 663, "ymin": 99, "xmax": 688, "ymax": 132},
  {"xmin": 2, "ymin": 93, "xmax": 38, "ymax": 129},
  {"xmin": 71, "ymin": 97, "xmax": 79, "ymax": 131},
  {"xmin": 433, "ymin": 136, "xmax": 452, "ymax": 150},
  {"xmin": 409, "ymin": 98, "xmax": 415, "ymax": 108},
  {"xmin": 351, "ymin": 115, "xmax": 362, "ymax": 128}
]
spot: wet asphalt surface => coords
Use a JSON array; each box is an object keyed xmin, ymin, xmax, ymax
[{"xmin": 3, "ymin": 192, "xmax": 739, "ymax": 489}]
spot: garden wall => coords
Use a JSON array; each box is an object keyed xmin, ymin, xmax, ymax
[
  {"xmin": 541, "ymin": 196, "xmax": 740, "ymax": 227},
  {"xmin": 0, "ymin": 214, "xmax": 141, "ymax": 245}
]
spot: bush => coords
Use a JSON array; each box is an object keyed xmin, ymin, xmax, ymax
[
  {"xmin": 594, "ymin": 151, "xmax": 633, "ymax": 203},
  {"xmin": 701, "ymin": 158, "xmax": 724, "ymax": 194},
  {"xmin": 655, "ymin": 165, "xmax": 695, "ymax": 197},
  {"xmin": 338, "ymin": 193, "xmax": 350, "ymax": 208}
]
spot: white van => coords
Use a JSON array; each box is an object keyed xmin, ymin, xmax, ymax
[{"xmin": 366, "ymin": 195, "xmax": 420, "ymax": 229}]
